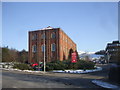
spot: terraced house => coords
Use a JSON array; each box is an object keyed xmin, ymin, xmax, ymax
[
  {"xmin": 105, "ymin": 40, "xmax": 120, "ymax": 63},
  {"xmin": 28, "ymin": 26, "xmax": 76, "ymax": 63}
]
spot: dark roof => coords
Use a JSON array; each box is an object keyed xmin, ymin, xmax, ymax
[{"xmin": 112, "ymin": 40, "xmax": 120, "ymax": 44}]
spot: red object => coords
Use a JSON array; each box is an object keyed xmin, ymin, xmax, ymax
[
  {"xmin": 32, "ymin": 63, "xmax": 38, "ymax": 67},
  {"xmin": 71, "ymin": 52, "xmax": 77, "ymax": 63}
]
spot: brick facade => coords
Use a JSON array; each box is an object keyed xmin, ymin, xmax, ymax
[{"xmin": 28, "ymin": 27, "xmax": 76, "ymax": 63}]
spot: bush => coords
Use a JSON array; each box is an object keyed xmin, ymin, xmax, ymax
[
  {"xmin": 13, "ymin": 63, "xmax": 33, "ymax": 70},
  {"xmin": 74, "ymin": 60, "xmax": 95, "ymax": 70},
  {"xmin": 62, "ymin": 60, "xmax": 71, "ymax": 69},
  {"xmin": 43, "ymin": 60, "xmax": 67, "ymax": 71},
  {"xmin": 44, "ymin": 60, "xmax": 95, "ymax": 71},
  {"xmin": 45, "ymin": 62, "xmax": 55, "ymax": 71}
]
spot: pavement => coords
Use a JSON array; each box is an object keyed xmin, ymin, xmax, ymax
[
  {"xmin": 92, "ymin": 80, "xmax": 120, "ymax": 89},
  {"xmin": 91, "ymin": 64, "xmax": 120, "ymax": 89}
]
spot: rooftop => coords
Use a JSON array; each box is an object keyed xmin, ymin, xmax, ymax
[
  {"xmin": 112, "ymin": 40, "xmax": 120, "ymax": 44},
  {"xmin": 40, "ymin": 26, "xmax": 54, "ymax": 30}
]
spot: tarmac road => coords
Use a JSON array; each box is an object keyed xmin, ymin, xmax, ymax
[{"xmin": 2, "ymin": 64, "xmax": 109, "ymax": 89}]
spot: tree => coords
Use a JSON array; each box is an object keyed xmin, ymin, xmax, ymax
[
  {"xmin": 75, "ymin": 50, "xmax": 79, "ymax": 60},
  {"xmin": 18, "ymin": 49, "xmax": 28, "ymax": 63},
  {"xmin": 9, "ymin": 48, "xmax": 18, "ymax": 62},
  {"xmin": 68, "ymin": 48, "xmax": 74, "ymax": 60},
  {"xmin": 2, "ymin": 46, "xmax": 29, "ymax": 63},
  {"xmin": 2, "ymin": 47, "xmax": 11, "ymax": 62}
]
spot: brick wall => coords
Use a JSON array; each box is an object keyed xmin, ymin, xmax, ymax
[{"xmin": 28, "ymin": 27, "xmax": 76, "ymax": 63}]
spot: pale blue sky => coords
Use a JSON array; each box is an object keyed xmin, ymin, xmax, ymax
[{"xmin": 2, "ymin": 2, "xmax": 118, "ymax": 52}]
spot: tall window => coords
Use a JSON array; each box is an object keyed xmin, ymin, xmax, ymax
[
  {"xmin": 66, "ymin": 38, "xmax": 67, "ymax": 42},
  {"xmin": 32, "ymin": 34, "xmax": 37, "ymax": 40},
  {"xmin": 41, "ymin": 45, "xmax": 45, "ymax": 52},
  {"xmin": 41, "ymin": 34, "xmax": 45, "ymax": 39},
  {"xmin": 51, "ymin": 33, "xmax": 56, "ymax": 38},
  {"xmin": 51, "ymin": 43, "xmax": 56, "ymax": 51},
  {"xmin": 32, "ymin": 45, "xmax": 37, "ymax": 53}
]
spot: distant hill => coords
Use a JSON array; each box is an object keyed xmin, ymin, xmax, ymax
[
  {"xmin": 78, "ymin": 51, "xmax": 104, "ymax": 60},
  {"xmin": 78, "ymin": 51, "xmax": 95, "ymax": 55}
]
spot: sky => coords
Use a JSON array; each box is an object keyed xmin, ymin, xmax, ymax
[{"xmin": 2, "ymin": 2, "xmax": 118, "ymax": 52}]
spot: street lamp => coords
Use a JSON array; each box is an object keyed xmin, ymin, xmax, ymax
[
  {"xmin": 107, "ymin": 52, "xmax": 111, "ymax": 64},
  {"xmin": 44, "ymin": 30, "xmax": 46, "ymax": 73}
]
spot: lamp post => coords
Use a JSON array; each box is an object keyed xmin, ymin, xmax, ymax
[
  {"xmin": 107, "ymin": 52, "xmax": 111, "ymax": 64},
  {"xmin": 44, "ymin": 30, "xmax": 46, "ymax": 73}
]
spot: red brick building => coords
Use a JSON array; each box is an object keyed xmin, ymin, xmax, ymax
[{"xmin": 28, "ymin": 26, "xmax": 76, "ymax": 63}]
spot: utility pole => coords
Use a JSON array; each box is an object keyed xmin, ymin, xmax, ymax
[
  {"xmin": 107, "ymin": 52, "xmax": 111, "ymax": 64},
  {"xmin": 44, "ymin": 30, "xmax": 46, "ymax": 73}
]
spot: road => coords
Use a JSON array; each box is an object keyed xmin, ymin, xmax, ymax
[{"xmin": 2, "ymin": 64, "xmax": 110, "ymax": 88}]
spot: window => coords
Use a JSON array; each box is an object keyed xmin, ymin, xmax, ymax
[
  {"xmin": 51, "ymin": 43, "xmax": 55, "ymax": 51},
  {"xmin": 41, "ymin": 45, "xmax": 45, "ymax": 52},
  {"xmin": 66, "ymin": 38, "xmax": 67, "ymax": 42},
  {"xmin": 117, "ymin": 44, "xmax": 120, "ymax": 46},
  {"xmin": 32, "ymin": 45, "xmax": 37, "ymax": 52},
  {"xmin": 41, "ymin": 34, "xmax": 45, "ymax": 39},
  {"xmin": 51, "ymin": 33, "xmax": 56, "ymax": 38},
  {"xmin": 32, "ymin": 34, "xmax": 37, "ymax": 40}
]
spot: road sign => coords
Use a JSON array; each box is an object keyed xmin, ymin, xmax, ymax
[{"xmin": 71, "ymin": 52, "xmax": 77, "ymax": 63}]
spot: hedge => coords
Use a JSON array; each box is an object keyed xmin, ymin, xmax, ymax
[
  {"xmin": 42, "ymin": 60, "xmax": 95, "ymax": 71},
  {"xmin": 13, "ymin": 63, "xmax": 34, "ymax": 70}
]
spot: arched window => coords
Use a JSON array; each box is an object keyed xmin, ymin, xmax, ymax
[
  {"xmin": 51, "ymin": 33, "xmax": 56, "ymax": 38},
  {"xmin": 51, "ymin": 43, "xmax": 56, "ymax": 51},
  {"xmin": 41, "ymin": 45, "xmax": 45, "ymax": 52},
  {"xmin": 32, "ymin": 45, "xmax": 37, "ymax": 52}
]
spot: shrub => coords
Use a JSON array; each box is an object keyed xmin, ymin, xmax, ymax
[
  {"xmin": 75, "ymin": 60, "xmax": 95, "ymax": 70},
  {"xmin": 43, "ymin": 60, "xmax": 67, "ymax": 71},
  {"xmin": 62, "ymin": 60, "xmax": 71, "ymax": 69},
  {"xmin": 45, "ymin": 62, "xmax": 55, "ymax": 71},
  {"xmin": 42, "ymin": 60, "xmax": 95, "ymax": 71},
  {"xmin": 13, "ymin": 63, "xmax": 33, "ymax": 70},
  {"xmin": 69, "ymin": 63, "xmax": 76, "ymax": 70}
]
